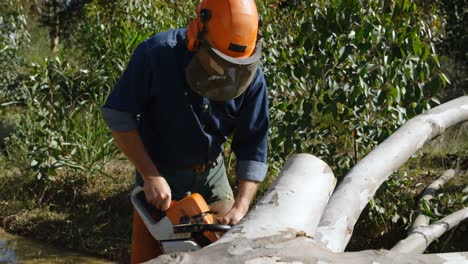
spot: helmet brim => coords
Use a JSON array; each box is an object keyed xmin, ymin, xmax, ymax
[{"xmin": 208, "ymin": 38, "xmax": 263, "ymax": 66}]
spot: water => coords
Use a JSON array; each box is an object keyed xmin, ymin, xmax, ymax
[{"xmin": 0, "ymin": 228, "xmax": 114, "ymax": 264}]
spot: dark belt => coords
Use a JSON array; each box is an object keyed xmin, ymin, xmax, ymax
[{"xmin": 185, "ymin": 158, "xmax": 219, "ymax": 173}]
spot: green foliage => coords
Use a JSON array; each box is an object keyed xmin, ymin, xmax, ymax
[
  {"xmin": 4, "ymin": 0, "xmax": 449, "ymax": 184},
  {"xmin": 5, "ymin": 0, "xmax": 197, "ymax": 182},
  {"xmin": 435, "ymin": 0, "xmax": 467, "ymax": 100},
  {"xmin": 77, "ymin": 0, "xmax": 194, "ymax": 81},
  {"xmin": 368, "ymin": 171, "xmax": 416, "ymax": 229},
  {"xmin": 349, "ymin": 165, "xmax": 467, "ymax": 251},
  {"xmin": 260, "ymin": 0, "xmax": 445, "ymax": 176},
  {"xmin": 0, "ymin": 0, "xmax": 29, "ymax": 102},
  {"xmin": 6, "ymin": 57, "xmax": 117, "ymax": 181}
]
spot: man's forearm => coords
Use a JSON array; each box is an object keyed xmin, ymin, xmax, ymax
[
  {"xmin": 112, "ymin": 129, "xmax": 160, "ymax": 179},
  {"xmin": 113, "ymin": 129, "xmax": 172, "ymax": 210},
  {"xmin": 233, "ymin": 180, "xmax": 259, "ymax": 211},
  {"xmin": 220, "ymin": 179, "xmax": 259, "ymax": 224}
]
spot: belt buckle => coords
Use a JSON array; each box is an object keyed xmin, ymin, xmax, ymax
[
  {"xmin": 194, "ymin": 159, "xmax": 218, "ymax": 173},
  {"xmin": 195, "ymin": 164, "xmax": 206, "ymax": 173},
  {"xmin": 212, "ymin": 159, "xmax": 219, "ymax": 168}
]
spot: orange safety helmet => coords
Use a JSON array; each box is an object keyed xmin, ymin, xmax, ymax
[{"xmin": 187, "ymin": 0, "xmax": 260, "ymax": 58}]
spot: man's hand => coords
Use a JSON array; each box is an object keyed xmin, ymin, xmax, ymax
[
  {"xmin": 143, "ymin": 176, "xmax": 172, "ymax": 211},
  {"xmin": 220, "ymin": 180, "xmax": 259, "ymax": 225},
  {"xmin": 220, "ymin": 198, "xmax": 250, "ymax": 225}
]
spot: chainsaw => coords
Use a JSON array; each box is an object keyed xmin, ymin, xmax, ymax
[{"xmin": 131, "ymin": 186, "xmax": 231, "ymax": 254}]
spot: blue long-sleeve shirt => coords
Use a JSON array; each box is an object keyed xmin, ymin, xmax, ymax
[{"xmin": 101, "ymin": 29, "xmax": 269, "ymax": 182}]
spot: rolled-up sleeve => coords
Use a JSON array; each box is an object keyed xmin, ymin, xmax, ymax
[
  {"xmin": 101, "ymin": 107, "xmax": 138, "ymax": 131},
  {"xmin": 232, "ymin": 70, "xmax": 269, "ymax": 182},
  {"xmin": 237, "ymin": 160, "xmax": 268, "ymax": 182},
  {"xmin": 101, "ymin": 41, "xmax": 152, "ymax": 131}
]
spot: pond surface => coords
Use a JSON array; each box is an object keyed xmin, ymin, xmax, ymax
[{"xmin": 0, "ymin": 228, "xmax": 114, "ymax": 263}]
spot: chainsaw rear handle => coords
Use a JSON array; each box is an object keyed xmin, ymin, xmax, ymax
[{"xmin": 131, "ymin": 186, "xmax": 162, "ymax": 226}]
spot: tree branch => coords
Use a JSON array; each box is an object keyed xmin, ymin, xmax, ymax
[
  {"xmin": 315, "ymin": 96, "xmax": 468, "ymax": 252},
  {"xmin": 391, "ymin": 207, "xmax": 468, "ymax": 253}
]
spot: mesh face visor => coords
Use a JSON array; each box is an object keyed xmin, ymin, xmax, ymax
[{"xmin": 185, "ymin": 39, "xmax": 262, "ymax": 101}]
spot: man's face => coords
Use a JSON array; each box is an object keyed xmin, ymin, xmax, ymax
[
  {"xmin": 197, "ymin": 49, "xmax": 225, "ymax": 76},
  {"xmin": 185, "ymin": 40, "xmax": 262, "ymax": 101}
]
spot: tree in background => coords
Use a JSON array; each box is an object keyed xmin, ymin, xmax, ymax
[{"xmin": 35, "ymin": 0, "xmax": 62, "ymax": 53}]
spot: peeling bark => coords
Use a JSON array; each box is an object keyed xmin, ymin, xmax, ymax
[
  {"xmin": 392, "ymin": 207, "xmax": 468, "ymax": 253},
  {"xmin": 316, "ymin": 96, "xmax": 468, "ymax": 252}
]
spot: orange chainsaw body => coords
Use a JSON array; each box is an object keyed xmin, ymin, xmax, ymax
[{"xmin": 165, "ymin": 193, "xmax": 219, "ymax": 242}]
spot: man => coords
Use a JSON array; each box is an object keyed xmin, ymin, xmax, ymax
[{"xmin": 101, "ymin": 0, "xmax": 268, "ymax": 262}]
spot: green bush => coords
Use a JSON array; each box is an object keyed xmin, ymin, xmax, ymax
[
  {"xmin": 0, "ymin": 0, "xmax": 29, "ymax": 103},
  {"xmin": 5, "ymin": 0, "xmax": 196, "ymax": 182},
  {"xmin": 6, "ymin": 0, "xmax": 448, "ymax": 184},
  {"xmin": 260, "ymin": 0, "xmax": 446, "ymax": 176},
  {"xmin": 5, "ymin": 57, "xmax": 118, "ymax": 181}
]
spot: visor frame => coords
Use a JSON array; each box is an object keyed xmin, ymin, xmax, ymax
[{"xmin": 202, "ymin": 37, "xmax": 263, "ymax": 66}]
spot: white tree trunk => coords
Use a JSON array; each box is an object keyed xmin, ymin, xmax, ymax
[
  {"xmin": 392, "ymin": 207, "xmax": 468, "ymax": 253},
  {"xmin": 144, "ymin": 97, "xmax": 468, "ymax": 263},
  {"xmin": 213, "ymin": 154, "xmax": 336, "ymax": 245},
  {"xmin": 411, "ymin": 169, "xmax": 456, "ymax": 229},
  {"xmin": 148, "ymin": 235, "xmax": 468, "ymax": 264},
  {"xmin": 316, "ymin": 96, "xmax": 468, "ymax": 252}
]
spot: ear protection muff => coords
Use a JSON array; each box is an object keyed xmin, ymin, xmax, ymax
[
  {"xmin": 186, "ymin": 9, "xmax": 212, "ymax": 52},
  {"xmin": 186, "ymin": 19, "xmax": 201, "ymax": 52}
]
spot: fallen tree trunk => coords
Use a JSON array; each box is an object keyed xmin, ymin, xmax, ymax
[
  {"xmin": 316, "ymin": 96, "xmax": 468, "ymax": 252},
  {"xmin": 146, "ymin": 96, "xmax": 468, "ymax": 263},
  {"xmin": 214, "ymin": 154, "xmax": 336, "ymax": 244},
  {"xmin": 149, "ymin": 234, "xmax": 468, "ymax": 264}
]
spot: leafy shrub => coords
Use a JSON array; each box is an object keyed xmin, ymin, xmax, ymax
[
  {"xmin": 5, "ymin": 0, "xmax": 196, "ymax": 182},
  {"xmin": 259, "ymin": 0, "xmax": 446, "ymax": 176},
  {"xmin": 6, "ymin": 57, "xmax": 117, "ymax": 181},
  {"xmin": 5, "ymin": 0, "xmax": 449, "ymax": 184},
  {"xmin": 0, "ymin": 0, "xmax": 29, "ymax": 103},
  {"xmin": 435, "ymin": 0, "xmax": 467, "ymax": 100}
]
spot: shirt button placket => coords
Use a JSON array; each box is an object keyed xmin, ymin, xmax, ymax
[
  {"xmin": 202, "ymin": 98, "xmax": 210, "ymax": 164},
  {"xmin": 202, "ymin": 104, "xmax": 208, "ymax": 129},
  {"xmin": 201, "ymin": 98, "xmax": 210, "ymax": 129}
]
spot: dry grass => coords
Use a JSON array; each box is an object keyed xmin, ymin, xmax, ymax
[{"xmin": 0, "ymin": 155, "xmax": 135, "ymax": 263}]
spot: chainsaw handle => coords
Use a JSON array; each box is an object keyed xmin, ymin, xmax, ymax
[
  {"xmin": 131, "ymin": 186, "xmax": 176, "ymax": 214},
  {"xmin": 173, "ymin": 223, "xmax": 232, "ymax": 233},
  {"xmin": 131, "ymin": 186, "xmax": 160, "ymax": 228}
]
